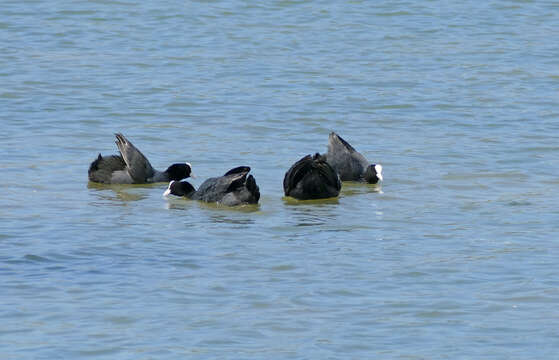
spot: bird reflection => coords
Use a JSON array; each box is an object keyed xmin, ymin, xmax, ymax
[
  {"xmin": 164, "ymin": 196, "xmax": 259, "ymax": 225},
  {"xmin": 203, "ymin": 201, "xmax": 259, "ymax": 225},
  {"xmin": 339, "ymin": 181, "xmax": 383, "ymax": 197},
  {"xmin": 87, "ymin": 181, "xmax": 154, "ymax": 204},
  {"xmin": 282, "ymin": 197, "xmax": 339, "ymax": 227},
  {"xmin": 208, "ymin": 212, "xmax": 256, "ymax": 225},
  {"xmin": 164, "ymin": 197, "xmax": 197, "ymax": 211}
]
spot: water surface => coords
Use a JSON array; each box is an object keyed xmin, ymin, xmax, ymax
[{"xmin": 2, "ymin": 1, "xmax": 559, "ymax": 359}]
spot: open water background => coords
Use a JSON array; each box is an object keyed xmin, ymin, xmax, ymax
[{"xmin": 2, "ymin": 1, "xmax": 559, "ymax": 358}]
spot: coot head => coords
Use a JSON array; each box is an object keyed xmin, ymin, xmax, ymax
[
  {"xmin": 165, "ymin": 162, "xmax": 192, "ymax": 181},
  {"xmin": 164, "ymin": 180, "xmax": 196, "ymax": 198},
  {"xmin": 364, "ymin": 164, "xmax": 383, "ymax": 184}
]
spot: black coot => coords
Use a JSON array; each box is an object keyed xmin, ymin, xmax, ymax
[
  {"xmin": 283, "ymin": 153, "xmax": 341, "ymax": 200},
  {"xmin": 164, "ymin": 166, "xmax": 260, "ymax": 206},
  {"xmin": 325, "ymin": 132, "xmax": 382, "ymax": 184},
  {"xmin": 88, "ymin": 133, "xmax": 192, "ymax": 184}
]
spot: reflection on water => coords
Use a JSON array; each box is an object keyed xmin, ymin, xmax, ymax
[
  {"xmin": 87, "ymin": 182, "xmax": 155, "ymax": 203},
  {"xmin": 164, "ymin": 197, "xmax": 197, "ymax": 211},
  {"xmin": 282, "ymin": 197, "xmax": 340, "ymax": 206},
  {"xmin": 165, "ymin": 196, "xmax": 260, "ymax": 227},
  {"xmin": 339, "ymin": 182, "xmax": 383, "ymax": 197},
  {"xmin": 86, "ymin": 182, "xmax": 163, "ymax": 191},
  {"xmin": 197, "ymin": 201, "xmax": 260, "ymax": 213},
  {"xmin": 283, "ymin": 198, "xmax": 340, "ymax": 227},
  {"xmin": 208, "ymin": 212, "xmax": 256, "ymax": 225},
  {"xmin": 3, "ymin": 0, "xmax": 558, "ymax": 358}
]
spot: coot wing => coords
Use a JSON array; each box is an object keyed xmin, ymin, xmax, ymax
[
  {"xmin": 194, "ymin": 172, "xmax": 246, "ymax": 203},
  {"xmin": 327, "ymin": 132, "xmax": 370, "ymax": 181},
  {"xmin": 114, "ymin": 133, "xmax": 155, "ymax": 183},
  {"xmin": 328, "ymin": 132, "xmax": 356, "ymax": 155},
  {"xmin": 283, "ymin": 155, "xmax": 314, "ymax": 195},
  {"xmin": 224, "ymin": 166, "xmax": 251, "ymax": 176}
]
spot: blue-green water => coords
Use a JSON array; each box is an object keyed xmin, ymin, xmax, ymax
[{"xmin": 2, "ymin": 1, "xmax": 559, "ymax": 358}]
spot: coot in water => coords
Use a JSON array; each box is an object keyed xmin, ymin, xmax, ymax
[
  {"xmin": 164, "ymin": 166, "xmax": 260, "ymax": 206},
  {"xmin": 325, "ymin": 132, "xmax": 382, "ymax": 184},
  {"xmin": 283, "ymin": 153, "xmax": 341, "ymax": 200},
  {"xmin": 88, "ymin": 133, "xmax": 192, "ymax": 184}
]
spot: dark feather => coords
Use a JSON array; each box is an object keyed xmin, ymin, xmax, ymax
[
  {"xmin": 283, "ymin": 155, "xmax": 314, "ymax": 195},
  {"xmin": 184, "ymin": 166, "xmax": 259, "ymax": 206},
  {"xmin": 331, "ymin": 132, "xmax": 356, "ymax": 153},
  {"xmin": 89, "ymin": 134, "xmax": 191, "ymax": 184},
  {"xmin": 284, "ymin": 153, "xmax": 341, "ymax": 200},
  {"xmin": 114, "ymin": 133, "xmax": 155, "ymax": 182},
  {"xmin": 88, "ymin": 154, "xmax": 126, "ymax": 183},
  {"xmin": 224, "ymin": 166, "xmax": 250, "ymax": 176},
  {"xmin": 326, "ymin": 131, "xmax": 379, "ymax": 182}
]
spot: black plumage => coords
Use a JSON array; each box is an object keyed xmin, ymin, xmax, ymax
[
  {"xmin": 325, "ymin": 132, "xmax": 383, "ymax": 184},
  {"xmin": 283, "ymin": 153, "xmax": 341, "ymax": 200},
  {"xmin": 164, "ymin": 166, "xmax": 260, "ymax": 206},
  {"xmin": 88, "ymin": 133, "xmax": 191, "ymax": 184}
]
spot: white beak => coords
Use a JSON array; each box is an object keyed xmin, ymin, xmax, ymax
[
  {"xmin": 163, "ymin": 181, "xmax": 174, "ymax": 197},
  {"xmin": 375, "ymin": 164, "xmax": 383, "ymax": 182},
  {"xmin": 186, "ymin": 162, "xmax": 195, "ymax": 178}
]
